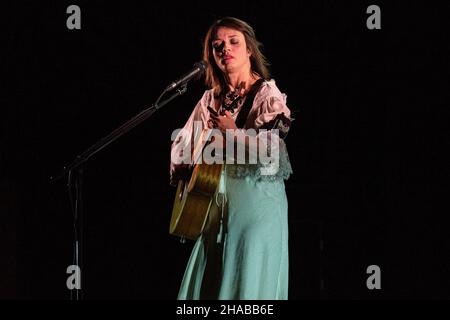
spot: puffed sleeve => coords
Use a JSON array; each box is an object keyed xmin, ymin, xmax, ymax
[
  {"xmin": 254, "ymin": 94, "xmax": 291, "ymax": 129},
  {"xmin": 231, "ymin": 81, "xmax": 293, "ymax": 178}
]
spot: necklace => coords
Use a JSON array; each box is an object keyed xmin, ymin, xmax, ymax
[{"xmin": 222, "ymin": 81, "xmax": 246, "ymax": 114}]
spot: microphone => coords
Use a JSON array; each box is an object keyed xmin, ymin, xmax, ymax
[{"xmin": 165, "ymin": 61, "xmax": 207, "ymax": 92}]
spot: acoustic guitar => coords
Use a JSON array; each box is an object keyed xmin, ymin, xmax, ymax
[{"xmin": 169, "ymin": 131, "xmax": 223, "ymax": 240}]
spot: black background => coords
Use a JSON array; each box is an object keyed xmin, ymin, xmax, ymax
[{"xmin": 2, "ymin": 1, "xmax": 449, "ymax": 299}]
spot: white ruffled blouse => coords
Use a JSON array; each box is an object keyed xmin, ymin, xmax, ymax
[{"xmin": 170, "ymin": 79, "xmax": 293, "ymax": 182}]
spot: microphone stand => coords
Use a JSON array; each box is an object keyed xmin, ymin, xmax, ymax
[{"xmin": 51, "ymin": 83, "xmax": 188, "ymax": 300}]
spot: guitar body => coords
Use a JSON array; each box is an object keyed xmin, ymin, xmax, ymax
[{"xmin": 170, "ymin": 162, "xmax": 223, "ymax": 240}]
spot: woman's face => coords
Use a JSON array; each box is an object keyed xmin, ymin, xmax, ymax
[{"xmin": 212, "ymin": 27, "xmax": 251, "ymax": 76}]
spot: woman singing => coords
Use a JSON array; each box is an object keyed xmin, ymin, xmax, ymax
[{"xmin": 170, "ymin": 17, "xmax": 293, "ymax": 300}]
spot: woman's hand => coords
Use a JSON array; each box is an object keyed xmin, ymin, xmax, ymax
[{"xmin": 208, "ymin": 110, "xmax": 238, "ymax": 132}]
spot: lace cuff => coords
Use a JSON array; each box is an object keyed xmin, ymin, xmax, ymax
[{"xmin": 226, "ymin": 133, "xmax": 293, "ymax": 182}]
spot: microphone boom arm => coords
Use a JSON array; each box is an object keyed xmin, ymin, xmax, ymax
[{"xmin": 51, "ymin": 83, "xmax": 188, "ymax": 182}]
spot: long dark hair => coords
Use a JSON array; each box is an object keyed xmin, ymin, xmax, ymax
[{"xmin": 202, "ymin": 17, "xmax": 270, "ymax": 97}]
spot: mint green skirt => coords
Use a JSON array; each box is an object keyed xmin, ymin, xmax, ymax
[{"xmin": 177, "ymin": 169, "xmax": 289, "ymax": 300}]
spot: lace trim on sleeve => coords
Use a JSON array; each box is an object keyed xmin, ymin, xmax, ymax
[{"xmin": 226, "ymin": 137, "xmax": 293, "ymax": 182}]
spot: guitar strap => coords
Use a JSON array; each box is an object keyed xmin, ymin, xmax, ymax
[{"xmin": 234, "ymin": 78, "xmax": 265, "ymax": 129}]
